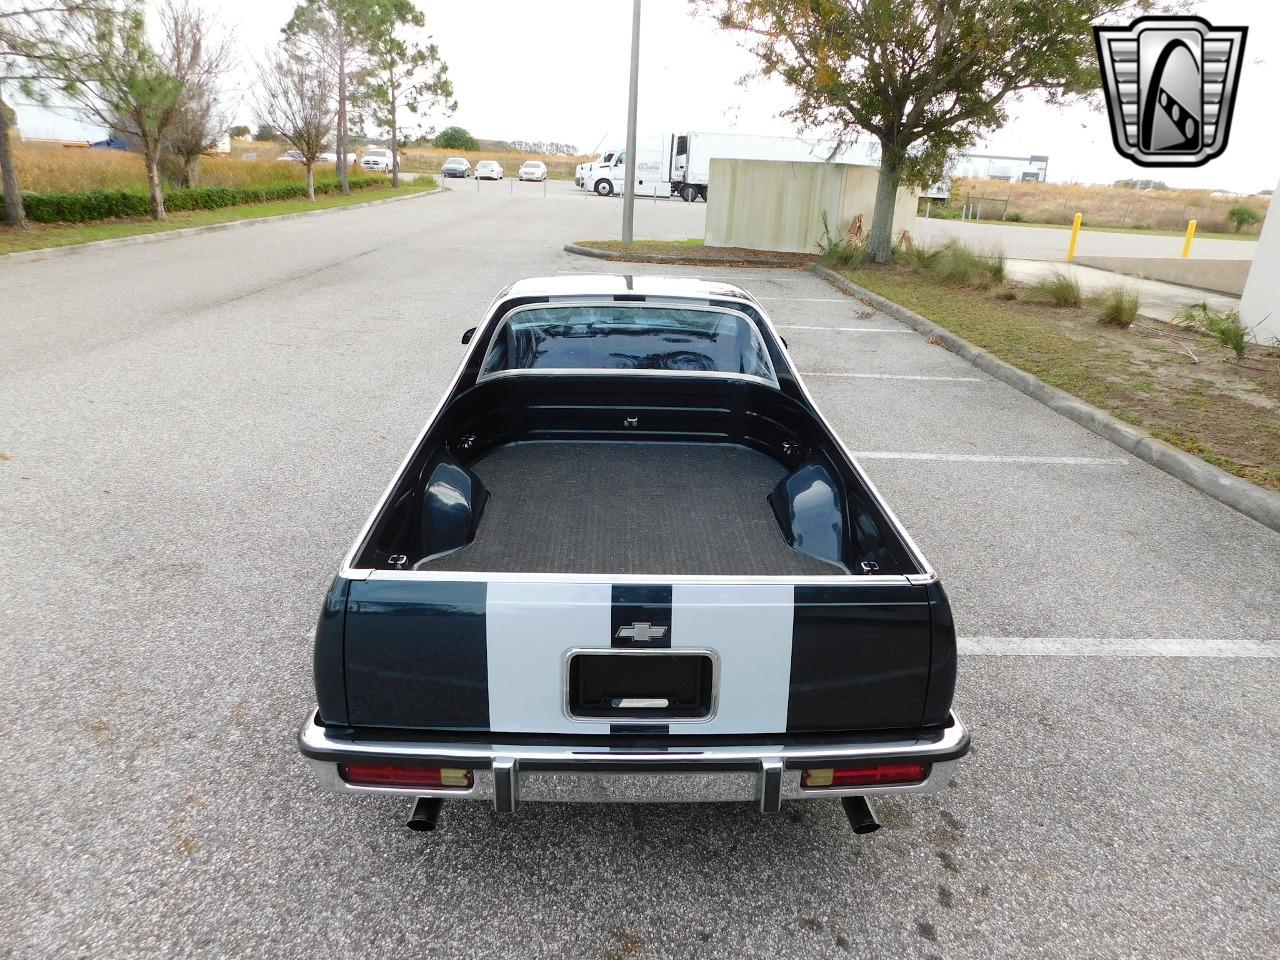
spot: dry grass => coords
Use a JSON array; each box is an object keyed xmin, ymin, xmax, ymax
[
  {"xmin": 14, "ymin": 139, "xmax": 323, "ymax": 193},
  {"xmin": 950, "ymin": 177, "xmax": 1270, "ymax": 234}
]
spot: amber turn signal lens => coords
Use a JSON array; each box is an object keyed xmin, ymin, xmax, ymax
[{"xmin": 801, "ymin": 762, "xmax": 929, "ymax": 788}]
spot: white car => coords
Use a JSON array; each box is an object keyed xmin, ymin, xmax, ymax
[
  {"xmin": 278, "ymin": 150, "xmax": 305, "ymax": 164},
  {"xmin": 475, "ymin": 160, "xmax": 504, "ymax": 181},
  {"xmin": 441, "ymin": 157, "xmax": 472, "ymax": 178},
  {"xmin": 518, "ymin": 160, "xmax": 548, "ymax": 182},
  {"xmin": 361, "ymin": 148, "xmax": 397, "ymax": 173},
  {"xmin": 317, "ymin": 151, "xmax": 357, "ymax": 166}
]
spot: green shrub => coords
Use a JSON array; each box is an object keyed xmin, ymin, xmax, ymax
[
  {"xmin": 434, "ymin": 125, "xmax": 478, "ymax": 151},
  {"xmin": 1096, "ymin": 286, "xmax": 1139, "ymax": 327},
  {"xmin": 1006, "ymin": 211, "xmax": 1024, "ymax": 222},
  {"xmin": 1024, "ymin": 269, "xmax": 1083, "ymax": 307},
  {"xmin": 21, "ymin": 176, "xmax": 384, "ymax": 223},
  {"xmin": 1176, "ymin": 302, "xmax": 1250, "ymax": 357},
  {"xmin": 1227, "ymin": 204, "xmax": 1261, "ymax": 233}
]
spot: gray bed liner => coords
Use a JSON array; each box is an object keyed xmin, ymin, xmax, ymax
[{"xmin": 416, "ymin": 441, "xmax": 842, "ymax": 576}]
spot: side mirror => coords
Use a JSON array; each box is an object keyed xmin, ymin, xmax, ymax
[{"xmin": 461, "ymin": 327, "xmax": 476, "ymax": 345}]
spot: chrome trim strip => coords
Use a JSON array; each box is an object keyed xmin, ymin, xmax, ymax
[
  {"xmin": 477, "ymin": 299, "xmax": 779, "ymax": 388},
  {"xmin": 561, "ymin": 647, "xmax": 721, "ymax": 725},
  {"xmin": 363, "ymin": 570, "xmax": 914, "ymax": 586},
  {"xmin": 299, "ymin": 710, "xmax": 969, "ymax": 806}
]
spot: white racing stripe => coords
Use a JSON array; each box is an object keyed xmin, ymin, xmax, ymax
[
  {"xmin": 960, "ymin": 637, "xmax": 1278, "ymax": 658},
  {"xmin": 852, "ymin": 451, "xmax": 1129, "ymax": 465},
  {"xmin": 801, "ymin": 371, "xmax": 984, "ymax": 382},
  {"xmin": 670, "ymin": 583, "xmax": 794, "ymax": 735}
]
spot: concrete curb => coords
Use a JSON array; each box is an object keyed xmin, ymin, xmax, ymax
[
  {"xmin": 811, "ymin": 263, "xmax": 1280, "ymax": 534},
  {"xmin": 1, "ymin": 186, "xmax": 444, "ymax": 266},
  {"xmin": 564, "ymin": 242, "xmax": 805, "ymax": 269}
]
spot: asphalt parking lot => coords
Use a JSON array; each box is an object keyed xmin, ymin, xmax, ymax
[{"xmin": 1, "ymin": 182, "xmax": 1277, "ymax": 960}]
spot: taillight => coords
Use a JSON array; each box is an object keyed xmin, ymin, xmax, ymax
[
  {"xmin": 338, "ymin": 763, "xmax": 473, "ymax": 789},
  {"xmin": 801, "ymin": 762, "xmax": 930, "ymax": 789}
]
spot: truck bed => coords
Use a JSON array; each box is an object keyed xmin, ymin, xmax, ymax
[{"xmin": 415, "ymin": 441, "xmax": 840, "ymax": 576}]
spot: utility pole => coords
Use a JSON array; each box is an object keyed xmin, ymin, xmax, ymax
[{"xmin": 621, "ymin": 0, "xmax": 641, "ymax": 243}]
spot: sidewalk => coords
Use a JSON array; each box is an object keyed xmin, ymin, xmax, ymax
[{"xmin": 1005, "ymin": 258, "xmax": 1239, "ymax": 323}]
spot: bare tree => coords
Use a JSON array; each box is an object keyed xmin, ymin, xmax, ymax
[
  {"xmin": 65, "ymin": 0, "xmax": 228, "ymax": 220},
  {"xmin": 254, "ymin": 48, "xmax": 335, "ymax": 200},
  {"xmin": 285, "ymin": 0, "xmax": 376, "ymax": 196},
  {"xmin": 162, "ymin": 9, "xmax": 233, "ymax": 189},
  {"xmin": 0, "ymin": 1, "xmax": 123, "ymax": 228}
]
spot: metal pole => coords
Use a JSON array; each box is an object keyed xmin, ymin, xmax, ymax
[{"xmin": 621, "ymin": 0, "xmax": 641, "ymax": 243}]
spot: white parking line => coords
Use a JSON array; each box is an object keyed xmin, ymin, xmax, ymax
[
  {"xmin": 851, "ymin": 451, "xmax": 1129, "ymax": 465},
  {"xmin": 777, "ymin": 324, "xmax": 913, "ymax": 333},
  {"xmin": 960, "ymin": 637, "xmax": 1278, "ymax": 658},
  {"xmin": 802, "ymin": 372, "xmax": 984, "ymax": 382}
]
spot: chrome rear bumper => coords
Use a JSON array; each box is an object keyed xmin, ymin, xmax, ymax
[{"xmin": 298, "ymin": 711, "xmax": 969, "ymax": 813}]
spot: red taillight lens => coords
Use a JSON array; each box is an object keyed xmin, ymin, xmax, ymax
[
  {"xmin": 338, "ymin": 763, "xmax": 473, "ymax": 789},
  {"xmin": 801, "ymin": 762, "xmax": 930, "ymax": 789}
]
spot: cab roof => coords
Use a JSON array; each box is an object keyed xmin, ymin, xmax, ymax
[{"xmin": 496, "ymin": 274, "xmax": 758, "ymax": 305}]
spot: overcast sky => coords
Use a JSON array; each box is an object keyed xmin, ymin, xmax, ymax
[{"xmin": 212, "ymin": 0, "xmax": 1277, "ymax": 192}]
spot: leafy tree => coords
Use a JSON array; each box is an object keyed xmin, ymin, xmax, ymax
[
  {"xmin": 358, "ymin": 0, "xmax": 454, "ymax": 187},
  {"xmin": 433, "ymin": 125, "xmax": 475, "ymax": 151},
  {"xmin": 229, "ymin": 123, "xmax": 251, "ymax": 138},
  {"xmin": 285, "ymin": 0, "xmax": 378, "ymax": 195},
  {"xmin": 1227, "ymin": 204, "xmax": 1261, "ymax": 233},
  {"xmin": 65, "ymin": 0, "xmax": 228, "ymax": 220},
  {"xmin": 255, "ymin": 121, "xmax": 279, "ymax": 141},
  {"xmin": 699, "ymin": 0, "xmax": 1156, "ymax": 262},
  {"xmin": 0, "ymin": 1, "xmax": 124, "ymax": 228},
  {"xmin": 254, "ymin": 47, "xmax": 336, "ymax": 200}
]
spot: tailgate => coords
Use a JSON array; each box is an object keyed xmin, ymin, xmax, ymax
[{"xmin": 339, "ymin": 577, "xmax": 940, "ymax": 734}]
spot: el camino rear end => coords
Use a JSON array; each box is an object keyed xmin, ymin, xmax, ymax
[{"xmin": 299, "ymin": 276, "xmax": 968, "ymax": 834}]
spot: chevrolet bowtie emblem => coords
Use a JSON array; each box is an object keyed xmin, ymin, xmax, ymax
[
  {"xmin": 1094, "ymin": 15, "xmax": 1247, "ymax": 167},
  {"xmin": 615, "ymin": 622, "xmax": 667, "ymax": 644}
]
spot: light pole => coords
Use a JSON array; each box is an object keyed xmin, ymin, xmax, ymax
[{"xmin": 621, "ymin": 0, "xmax": 641, "ymax": 244}]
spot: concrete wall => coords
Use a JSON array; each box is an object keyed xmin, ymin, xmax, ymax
[
  {"xmin": 1239, "ymin": 174, "xmax": 1280, "ymax": 345},
  {"xmin": 1074, "ymin": 255, "xmax": 1252, "ymax": 297},
  {"xmin": 705, "ymin": 158, "xmax": 917, "ymax": 254}
]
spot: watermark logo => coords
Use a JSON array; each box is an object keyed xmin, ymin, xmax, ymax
[{"xmin": 1095, "ymin": 15, "xmax": 1247, "ymax": 167}]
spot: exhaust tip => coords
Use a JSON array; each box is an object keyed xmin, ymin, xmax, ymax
[
  {"xmin": 406, "ymin": 797, "xmax": 443, "ymax": 832},
  {"xmin": 841, "ymin": 796, "xmax": 882, "ymax": 835}
]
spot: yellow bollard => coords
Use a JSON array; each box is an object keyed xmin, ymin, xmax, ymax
[
  {"xmin": 1066, "ymin": 212, "xmax": 1083, "ymax": 261},
  {"xmin": 1181, "ymin": 219, "xmax": 1197, "ymax": 258}
]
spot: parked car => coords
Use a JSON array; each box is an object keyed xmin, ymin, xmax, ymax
[
  {"xmin": 441, "ymin": 157, "xmax": 472, "ymax": 178},
  {"xmin": 475, "ymin": 160, "xmax": 504, "ymax": 180},
  {"xmin": 518, "ymin": 160, "xmax": 548, "ymax": 182},
  {"xmin": 277, "ymin": 150, "xmax": 305, "ymax": 164},
  {"xmin": 299, "ymin": 275, "xmax": 969, "ymax": 834},
  {"xmin": 317, "ymin": 151, "xmax": 357, "ymax": 165},
  {"xmin": 361, "ymin": 148, "xmax": 397, "ymax": 173}
]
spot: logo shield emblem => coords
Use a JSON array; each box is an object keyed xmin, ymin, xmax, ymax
[{"xmin": 1094, "ymin": 16, "xmax": 1247, "ymax": 167}]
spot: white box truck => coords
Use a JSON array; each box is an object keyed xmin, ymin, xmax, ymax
[{"xmin": 583, "ymin": 132, "xmax": 879, "ymax": 201}]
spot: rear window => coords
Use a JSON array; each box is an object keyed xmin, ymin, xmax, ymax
[{"xmin": 478, "ymin": 303, "xmax": 776, "ymax": 385}]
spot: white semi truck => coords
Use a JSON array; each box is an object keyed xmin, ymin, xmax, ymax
[{"xmin": 581, "ymin": 132, "xmax": 879, "ymax": 201}]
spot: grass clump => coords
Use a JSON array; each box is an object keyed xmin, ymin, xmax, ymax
[
  {"xmin": 816, "ymin": 212, "xmax": 871, "ymax": 268},
  {"xmin": 1176, "ymin": 302, "xmax": 1250, "ymax": 358},
  {"xmin": 1096, "ymin": 286, "xmax": 1139, "ymax": 327},
  {"xmin": 1024, "ymin": 269, "xmax": 1083, "ymax": 307},
  {"xmin": 892, "ymin": 239, "xmax": 1004, "ymax": 289}
]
